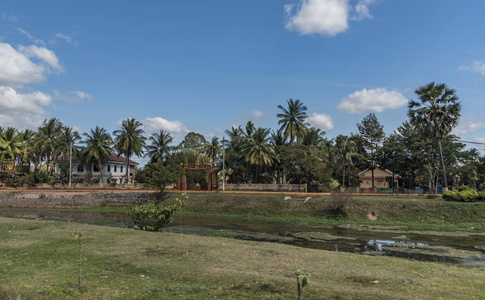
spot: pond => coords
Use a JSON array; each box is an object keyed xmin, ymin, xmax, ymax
[{"xmin": 1, "ymin": 207, "xmax": 484, "ymax": 269}]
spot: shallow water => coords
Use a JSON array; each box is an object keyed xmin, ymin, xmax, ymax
[{"xmin": 1, "ymin": 207, "xmax": 484, "ymax": 268}]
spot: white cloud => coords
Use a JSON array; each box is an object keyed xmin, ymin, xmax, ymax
[
  {"xmin": 1, "ymin": 13, "xmax": 18, "ymax": 22},
  {"xmin": 337, "ymin": 88, "xmax": 408, "ymax": 114},
  {"xmin": 474, "ymin": 137, "xmax": 485, "ymax": 144},
  {"xmin": 142, "ymin": 117, "xmax": 190, "ymax": 142},
  {"xmin": 54, "ymin": 90, "xmax": 92, "ymax": 103},
  {"xmin": 0, "ymin": 85, "xmax": 51, "ymax": 129},
  {"xmin": 307, "ymin": 112, "xmax": 334, "ymax": 131},
  {"xmin": 16, "ymin": 27, "xmax": 45, "ymax": 46},
  {"xmin": 19, "ymin": 45, "xmax": 64, "ymax": 73},
  {"xmin": 453, "ymin": 120, "xmax": 485, "ymax": 137},
  {"xmin": 0, "ymin": 42, "xmax": 46, "ymax": 86},
  {"xmin": 459, "ymin": 60, "xmax": 485, "ymax": 76},
  {"xmin": 285, "ymin": 0, "xmax": 349, "ymax": 36},
  {"xmin": 55, "ymin": 33, "xmax": 72, "ymax": 44},
  {"xmin": 351, "ymin": 0, "xmax": 376, "ymax": 21},
  {"xmin": 472, "ymin": 60, "xmax": 485, "ymax": 76}
]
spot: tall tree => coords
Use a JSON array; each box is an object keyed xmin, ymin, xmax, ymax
[
  {"xmin": 333, "ymin": 135, "xmax": 359, "ymax": 190},
  {"xmin": 145, "ymin": 130, "xmax": 173, "ymax": 164},
  {"xmin": 54, "ymin": 126, "xmax": 81, "ymax": 160},
  {"xmin": 356, "ymin": 113, "xmax": 385, "ymax": 191},
  {"xmin": 204, "ymin": 137, "xmax": 221, "ymax": 164},
  {"xmin": 408, "ymin": 82, "xmax": 461, "ymax": 191},
  {"xmin": 0, "ymin": 127, "xmax": 22, "ymax": 168},
  {"xmin": 241, "ymin": 127, "xmax": 276, "ymax": 182},
  {"xmin": 33, "ymin": 118, "xmax": 62, "ymax": 175},
  {"xmin": 81, "ymin": 126, "xmax": 113, "ymax": 184},
  {"xmin": 277, "ymin": 99, "xmax": 308, "ymax": 143},
  {"xmin": 113, "ymin": 118, "xmax": 146, "ymax": 183}
]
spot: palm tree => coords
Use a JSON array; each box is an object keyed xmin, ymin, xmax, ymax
[
  {"xmin": 145, "ymin": 130, "xmax": 173, "ymax": 164},
  {"xmin": 33, "ymin": 118, "xmax": 62, "ymax": 175},
  {"xmin": 0, "ymin": 127, "xmax": 22, "ymax": 169},
  {"xmin": 204, "ymin": 137, "xmax": 221, "ymax": 164},
  {"xmin": 302, "ymin": 127, "xmax": 325, "ymax": 146},
  {"xmin": 81, "ymin": 126, "xmax": 113, "ymax": 183},
  {"xmin": 277, "ymin": 99, "xmax": 309, "ymax": 143},
  {"xmin": 54, "ymin": 126, "xmax": 81, "ymax": 159},
  {"xmin": 242, "ymin": 127, "xmax": 276, "ymax": 182},
  {"xmin": 408, "ymin": 82, "xmax": 461, "ymax": 191},
  {"xmin": 113, "ymin": 118, "xmax": 146, "ymax": 183},
  {"xmin": 334, "ymin": 135, "xmax": 359, "ymax": 190}
]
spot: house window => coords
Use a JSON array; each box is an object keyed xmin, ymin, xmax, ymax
[
  {"xmin": 378, "ymin": 178, "xmax": 384, "ymax": 182},
  {"xmin": 93, "ymin": 165, "xmax": 100, "ymax": 172},
  {"xmin": 77, "ymin": 165, "xmax": 83, "ymax": 172},
  {"xmin": 121, "ymin": 166, "xmax": 123, "ymax": 173},
  {"xmin": 107, "ymin": 165, "xmax": 111, "ymax": 172},
  {"xmin": 114, "ymin": 166, "xmax": 117, "ymax": 172}
]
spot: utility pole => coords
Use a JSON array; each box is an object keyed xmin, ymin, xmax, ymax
[
  {"xmin": 69, "ymin": 143, "xmax": 72, "ymax": 188},
  {"xmin": 222, "ymin": 137, "xmax": 225, "ymax": 191}
]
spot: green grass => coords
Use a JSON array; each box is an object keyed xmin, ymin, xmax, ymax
[{"xmin": 1, "ymin": 217, "xmax": 484, "ymax": 299}]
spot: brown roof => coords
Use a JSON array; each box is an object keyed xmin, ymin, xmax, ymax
[{"xmin": 53, "ymin": 151, "xmax": 139, "ymax": 165}]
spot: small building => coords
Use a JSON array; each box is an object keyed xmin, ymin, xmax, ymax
[
  {"xmin": 358, "ymin": 167, "xmax": 400, "ymax": 191},
  {"xmin": 53, "ymin": 151, "xmax": 139, "ymax": 184}
]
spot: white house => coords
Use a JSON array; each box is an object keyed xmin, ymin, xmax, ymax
[{"xmin": 53, "ymin": 151, "xmax": 139, "ymax": 184}]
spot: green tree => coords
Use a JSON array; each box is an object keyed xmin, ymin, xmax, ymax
[
  {"xmin": 408, "ymin": 82, "xmax": 461, "ymax": 191},
  {"xmin": 277, "ymin": 99, "xmax": 308, "ymax": 144},
  {"xmin": 0, "ymin": 127, "xmax": 23, "ymax": 169},
  {"xmin": 333, "ymin": 135, "xmax": 359, "ymax": 190},
  {"xmin": 241, "ymin": 127, "xmax": 276, "ymax": 182},
  {"xmin": 33, "ymin": 118, "xmax": 62, "ymax": 175},
  {"xmin": 54, "ymin": 126, "xmax": 81, "ymax": 162},
  {"xmin": 145, "ymin": 130, "xmax": 173, "ymax": 164},
  {"xmin": 356, "ymin": 113, "xmax": 385, "ymax": 191},
  {"xmin": 145, "ymin": 162, "xmax": 179, "ymax": 193},
  {"xmin": 113, "ymin": 118, "xmax": 146, "ymax": 183},
  {"xmin": 81, "ymin": 126, "xmax": 113, "ymax": 184},
  {"xmin": 179, "ymin": 132, "xmax": 207, "ymax": 153},
  {"xmin": 204, "ymin": 137, "xmax": 221, "ymax": 164}
]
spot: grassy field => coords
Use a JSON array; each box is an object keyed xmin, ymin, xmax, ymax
[
  {"xmin": 1, "ymin": 216, "xmax": 485, "ymax": 299},
  {"xmin": 133, "ymin": 192, "xmax": 485, "ymax": 229}
]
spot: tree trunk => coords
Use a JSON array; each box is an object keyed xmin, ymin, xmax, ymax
[
  {"xmin": 126, "ymin": 153, "xmax": 130, "ymax": 184},
  {"xmin": 437, "ymin": 139, "xmax": 448, "ymax": 192},
  {"xmin": 341, "ymin": 165, "xmax": 346, "ymax": 191},
  {"xmin": 371, "ymin": 167, "xmax": 375, "ymax": 192}
]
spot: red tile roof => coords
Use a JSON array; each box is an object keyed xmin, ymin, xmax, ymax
[{"xmin": 52, "ymin": 151, "xmax": 139, "ymax": 165}]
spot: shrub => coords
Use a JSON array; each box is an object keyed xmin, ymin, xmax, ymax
[
  {"xmin": 129, "ymin": 197, "xmax": 185, "ymax": 231},
  {"xmin": 443, "ymin": 188, "xmax": 481, "ymax": 202}
]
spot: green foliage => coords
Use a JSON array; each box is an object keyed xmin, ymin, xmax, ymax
[
  {"xmin": 144, "ymin": 162, "xmax": 179, "ymax": 192},
  {"xmin": 295, "ymin": 267, "xmax": 311, "ymax": 300},
  {"xmin": 443, "ymin": 186, "xmax": 482, "ymax": 202},
  {"xmin": 130, "ymin": 194, "xmax": 186, "ymax": 231}
]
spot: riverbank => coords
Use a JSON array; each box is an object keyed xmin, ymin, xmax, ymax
[
  {"xmin": 1, "ymin": 217, "xmax": 484, "ymax": 299},
  {"xmin": 1, "ymin": 190, "xmax": 485, "ymax": 229}
]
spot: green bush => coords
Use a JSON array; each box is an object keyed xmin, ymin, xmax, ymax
[
  {"xmin": 443, "ymin": 188, "xmax": 482, "ymax": 202},
  {"xmin": 129, "ymin": 197, "xmax": 185, "ymax": 231}
]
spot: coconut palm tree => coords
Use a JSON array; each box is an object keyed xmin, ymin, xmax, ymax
[
  {"xmin": 81, "ymin": 126, "xmax": 113, "ymax": 184},
  {"xmin": 0, "ymin": 127, "xmax": 23, "ymax": 169},
  {"xmin": 242, "ymin": 127, "xmax": 276, "ymax": 182},
  {"xmin": 145, "ymin": 130, "xmax": 173, "ymax": 164},
  {"xmin": 277, "ymin": 99, "xmax": 309, "ymax": 144},
  {"xmin": 302, "ymin": 127, "xmax": 325, "ymax": 147},
  {"xmin": 33, "ymin": 118, "xmax": 62, "ymax": 175},
  {"xmin": 334, "ymin": 135, "xmax": 359, "ymax": 190},
  {"xmin": 113, "ymin": 118, "xmax": 146, "ymax": 183},
  {"xmin": 408, "ymin": 82, "xmax": 461, "ymax": 191},
  {"xmin": 54, "ymin": 126, "xmax": 82, "ymax": 159},
  {"xmin": 204, "ymin": 137, "xmax": 221, "ymax": 164}
]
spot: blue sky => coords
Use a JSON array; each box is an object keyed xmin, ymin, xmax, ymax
[{"xmin": 2, "ymin": 0, "xmax": 485, "ymax": 154}]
